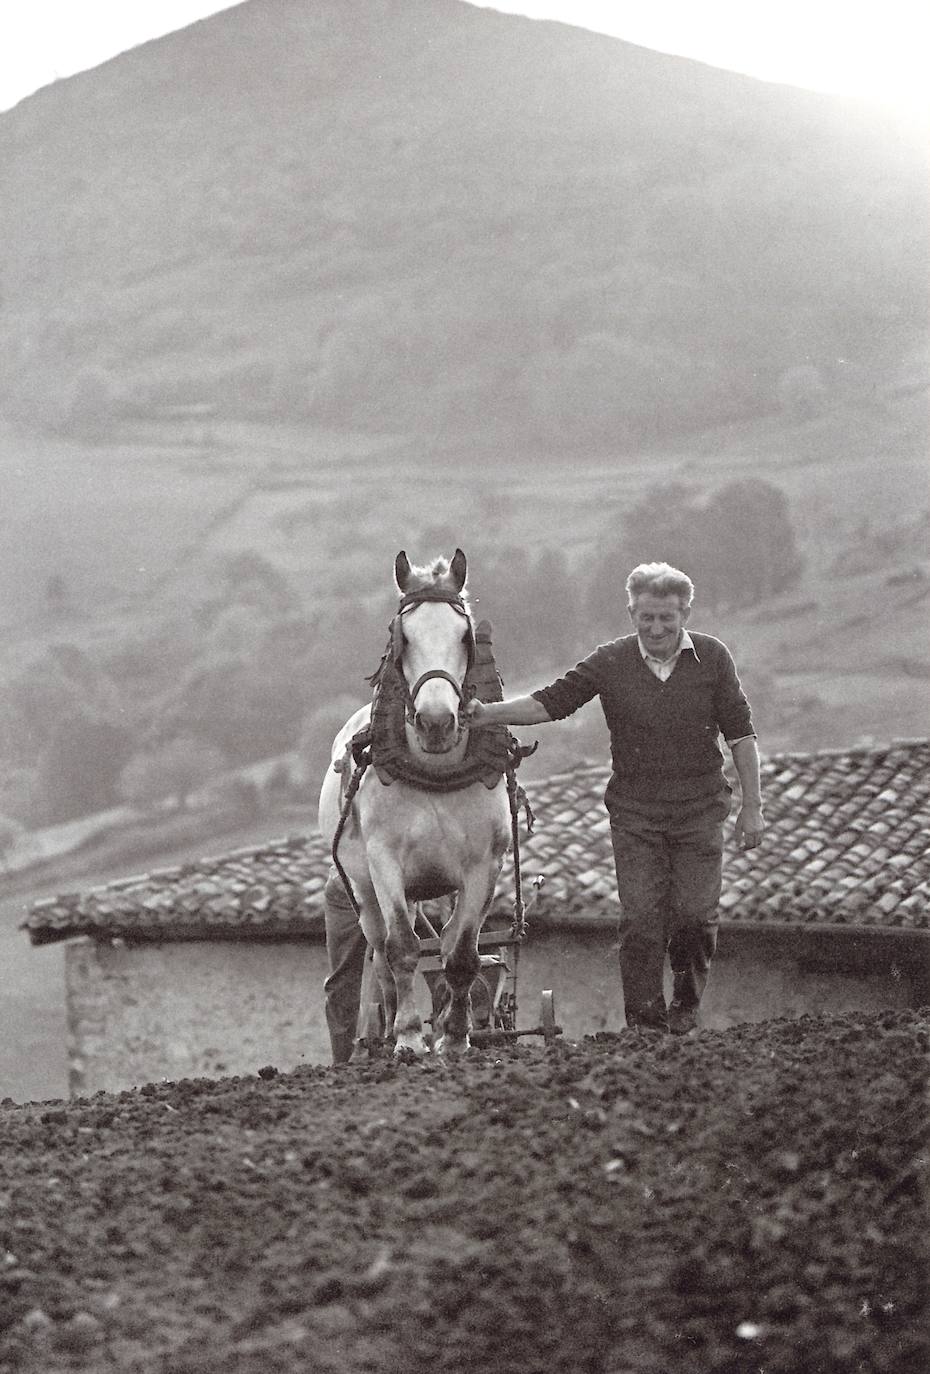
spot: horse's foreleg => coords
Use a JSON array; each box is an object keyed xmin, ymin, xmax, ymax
[
  {"xmin": 435, "ymin": 870, "xmax": 496, "ymax": 1054},
  {"xmin": 384, "ymin": 913, "xmax": 428, "ymax": 1054},
  {"xmin": 369, "ymin": 945, "xmax": 396, "ymax": 1040},
  {"xmin": 367, "ymin": 868, "xmax": 428, "ymax": 1055},
  {"xmin": 436, "ymin": 926, "xmax": 480, "ymax": 1052},
  {"xmin": 355, "ymin": 886, "xmax": 396, "ymax": 1048}
]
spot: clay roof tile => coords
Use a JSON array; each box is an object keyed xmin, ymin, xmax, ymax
[{"xmin": 20, "ymin": 740, "xmax": 930, "ymax": 945}]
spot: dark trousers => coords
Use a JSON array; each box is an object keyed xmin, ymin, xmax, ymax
[
  {"xmin": 323, "ymin": 869, "xmax": 367, "ymax": 1064},
  {"xmin": 609, "ymin": 789, "xmax": 731, "ymax": 1030}
]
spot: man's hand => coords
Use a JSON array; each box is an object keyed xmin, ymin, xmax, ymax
[
  {"xmin": 465, "ymin": 699, "xmax": 490, "ymax": 727},
  {"xmin": 735, "ymin": 803, "xmax": 765, "ymax": 850}
]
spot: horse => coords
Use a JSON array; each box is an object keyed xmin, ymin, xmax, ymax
[{"xmin": 318, "ymin": 548, "xmax": 512, "ymax": 1055}]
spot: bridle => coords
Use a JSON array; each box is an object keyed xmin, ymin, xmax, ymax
[{"xmin": 392, "ymin": 587, "xmax": 476, "ymax": 728}]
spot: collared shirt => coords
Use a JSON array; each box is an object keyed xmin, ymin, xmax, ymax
[
  {"xmin": 638, "ymin": 631, "xmax": 754, "ymax": 746},
  {"xmin": 638, "ymin": 629, "xmax": 696, "ymax": 682}
]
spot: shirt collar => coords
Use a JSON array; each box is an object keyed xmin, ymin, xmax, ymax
[{"xmin": 638, "ymin": 629, "xmax": 699, "ymax": 665}]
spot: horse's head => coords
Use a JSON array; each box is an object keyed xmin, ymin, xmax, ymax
[{"xmin": 392, "ymin": 548, "xmax": 475, "ymax": 754}]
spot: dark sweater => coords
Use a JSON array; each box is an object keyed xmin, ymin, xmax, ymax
[{"xmin": 532, "ymin": 632, "xmax": 754, "ymax": 805}]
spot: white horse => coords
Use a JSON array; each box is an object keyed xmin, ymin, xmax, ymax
[{"xmin": 318, "ymin": 549, "xmax": 511, "ymax": 1055}]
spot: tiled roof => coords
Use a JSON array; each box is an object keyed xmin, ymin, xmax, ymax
[
  {"xmin": 22, "ymin": 740, "xmax": 930, "ymax": 946},
  {"xmin": 23, "ymin": 836, "xmax": 333, "ymax": 947},
  {"xmin": 516, "ymin": 741, "xmax": 930, "ymax": 930}
]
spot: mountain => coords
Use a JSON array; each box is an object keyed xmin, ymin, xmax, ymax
[
  {"xmin": 0, "ymin": 0, "xmax": 927, "ymax": 442},
  {"xmin": 0, "ymin": 0, "xmax": 927, "ymax": 833}
]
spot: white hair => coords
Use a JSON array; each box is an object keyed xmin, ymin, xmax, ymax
[{"xmin": 626, "ymin": 562, "xmax": 694, "ymax": 610}]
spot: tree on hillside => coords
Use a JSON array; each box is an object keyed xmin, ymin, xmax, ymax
[
  {"xmin": 297, "ymin": 694, "xmax": 366, "ymax": 793},
  {"xmin": 585, "ymin": 483, "xmax": 703, "ymax": 635},
  {"xmin": 118, "ymin": 737, "xmax": 228, "ymax": 811},
  {"xmin": 587, "ymin": 477, "xmax": 803, "ymax": 625},
  {"xmin": 455, "ymin": 543, "xmax": 583, "ymax": 678},
  {"xmin": 200, "ymin": 551, "xmax": 301, "ymax": 626},
  {"xmin": 698, "ymin": 479, "xmax": 804, "ymax": 608},
  {"xmin": 33, "ymin": 713, "xmax": 135, "ymax": 825},
  {"xmin": 150, "ymin": 644, "xmax": 315, "ymax": 764},
  {"xmin": 2, "ymin": 644, "xmax": 124, "ymax": 767}
]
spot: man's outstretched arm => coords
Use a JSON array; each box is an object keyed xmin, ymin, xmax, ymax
[{"xmin": 466, "ymin": 696, "xmax": 552, "ymax": 727}]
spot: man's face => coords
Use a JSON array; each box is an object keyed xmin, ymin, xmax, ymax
[{"xmin": 629, "ymin": 592, "xmax": 690, "ymax": 661}]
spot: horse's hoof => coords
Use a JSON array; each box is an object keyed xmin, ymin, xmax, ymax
[
  {"xmin": 434, "ymin": 1035, "xmax": 471, "ymax": 1057},
  {"xmin": 394, "ymin": 1032, "xmax": 429, "ymax": 1056}
]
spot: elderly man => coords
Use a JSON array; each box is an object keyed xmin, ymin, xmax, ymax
[{"xmin": 467, "ymin": 561, "xmax": 764, "ymax": 1034}]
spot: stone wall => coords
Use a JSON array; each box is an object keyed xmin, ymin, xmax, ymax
[
  {"xmin": 65, "ymin": 940, "xmax": 332, "ymax": 1097},
  {"xmin": 64, "ymin": 926, "xmax": 925, "ymax": 1095},
  {"xmin": 512, "ymin": 928, "xmax": 918, "ymax": 1042}
]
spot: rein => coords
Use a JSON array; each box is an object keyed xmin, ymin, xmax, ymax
[
  {"xmin": 506, "ymin": 739, "xmax": 537, "ymax": 939},
  {"xmin": 331, "ymin": 750, "xmax": 370, "ymax": 920}
]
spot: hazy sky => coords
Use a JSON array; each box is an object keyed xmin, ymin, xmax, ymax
[{"xmin": 2, "ymin": 0, "xmax": 927, "ymax": 116}]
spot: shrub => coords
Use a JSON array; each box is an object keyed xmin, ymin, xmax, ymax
[{"xmin": 34, "ymin": 714, "xmax": 135, "ymax": 825}]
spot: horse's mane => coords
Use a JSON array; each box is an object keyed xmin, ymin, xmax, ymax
[{"xmin": 400, "ymin": 556, "xmax": 471, "ymax": 609}]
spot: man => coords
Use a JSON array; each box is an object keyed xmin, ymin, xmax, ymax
[
  {"xmin": 322, "ymin": 867, "xmax": 368, "ymax": 1065},
  {"xmin": 467, "ymin": 561, "xmax": 764, "ymax": 1035}
]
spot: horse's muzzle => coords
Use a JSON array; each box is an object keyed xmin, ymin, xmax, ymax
[{"xmin": 412, "ymin": 709, "xmax": 462, "ymax": 753}]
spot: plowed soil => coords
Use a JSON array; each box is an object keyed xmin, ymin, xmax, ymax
[{"xmin": 1, "ymin": 1011, "xmax": 927, "ymax": 1374}]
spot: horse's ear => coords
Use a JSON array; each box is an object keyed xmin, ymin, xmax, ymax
[
  {"xmin": 450, "ymin": 548, "xmax": 467, "ymax": 593},
  {"xmin": 394, "ymin": 551, "xmax": 412, "ymax": 592}
]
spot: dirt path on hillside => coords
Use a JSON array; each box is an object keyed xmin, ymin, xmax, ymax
[{"xmin": 0, "ymin": 1011, "xmax": 927, "ymax": 1373}]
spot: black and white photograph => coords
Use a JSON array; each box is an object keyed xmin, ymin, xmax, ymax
[{"xmin": 0, "ymin": 1, "xmax": 927, "ymax": 1369}]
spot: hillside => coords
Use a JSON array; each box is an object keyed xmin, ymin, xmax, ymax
[
  {"xmin": 0, "ymin": 0, "xmax": 926, "ymax": 440},
  {"xmin": 0, "ymin": 0, "xmax": 927, "ymax": 831}
]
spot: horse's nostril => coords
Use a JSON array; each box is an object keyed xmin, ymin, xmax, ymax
[{"xmin": 415, "ymin": 710, "xmax": 457, "ymax": 743}]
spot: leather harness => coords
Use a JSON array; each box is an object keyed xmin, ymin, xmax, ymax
[{"xmin": 331, "ymin": 589, "xmax": 536, "ymax": 936}]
